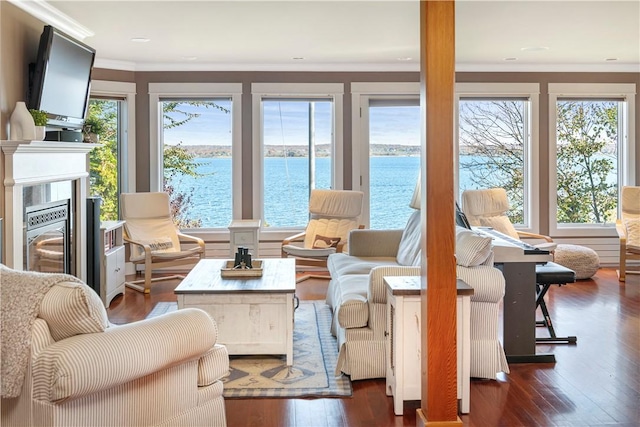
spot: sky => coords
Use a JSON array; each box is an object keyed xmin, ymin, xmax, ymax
[{"xmin": 161, "ymin": 100, "xmax": 421, "ymax": 147}]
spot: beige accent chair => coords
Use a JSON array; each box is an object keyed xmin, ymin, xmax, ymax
[
  {"xmin": 281, "ymin": 189, "xmax": 364, "ymax": 282},
  {"xmin": 121, "ymin": 192, "xmax": 205, "ymax": 293},
  {"xmin": 616, "ymin": 186, "xmax": 640, "ymax": 281},
  {"xmin": 461, "ymin": 188, "xmax": 557, "ymax": 252},
  {"xmin": 1, "ymin": 268, "xmax": 229, "ymax": 427}
]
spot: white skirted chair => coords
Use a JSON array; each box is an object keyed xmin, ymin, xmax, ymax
[
  {"xmin": 1, "ymin": 266, "xmax": 229, "ymax": 427},
  {"xmin": 617, "ymin": 186, "xmax": 640, "ymax": 282},
  {"xmin": 461, "ymin": 188, "xmax": 556, "ymax": 252},
  {"xmin": 120, "ymin": 192, "xmax": 205, "ymax": 293},
  {"xmin": 325, "ymin": 181, "xmax": 510, "ymax": 381},
  {"xmin": 281, "ymin": 189, "xmax": 364, "ymax": 282}
]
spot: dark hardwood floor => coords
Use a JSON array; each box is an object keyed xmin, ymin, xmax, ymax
[{"xmin": 107, "ymin": 267, "xmax": 640, "ymax": 427}]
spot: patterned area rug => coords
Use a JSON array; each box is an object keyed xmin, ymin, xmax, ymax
[{"xmin": 146, "ymin": 300, "xmax": 352, "ymax": 398}]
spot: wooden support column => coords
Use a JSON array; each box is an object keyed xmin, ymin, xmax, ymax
[{"xmin": 418, "ymin": 1, "xmax": 460, "ymax": 426}]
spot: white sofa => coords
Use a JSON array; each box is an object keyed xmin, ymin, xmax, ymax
[
  {"xmin": 326, "ymin": 210, "xmax": 510, "ymax": 381},
  {"xmin": 1, "ymin": 266, "xmax": 229, "ymax": 427}
]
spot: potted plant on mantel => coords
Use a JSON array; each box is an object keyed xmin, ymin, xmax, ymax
[
  {"xmin": 29, "ymin": 109, "xmax": 47, "ymax": 141},
  {"xmin": 82, "ymin": 116, "xmax": 104, "ymax": 143}
]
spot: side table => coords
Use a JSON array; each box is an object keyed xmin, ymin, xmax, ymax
[
  {"xmin": 384, "ymin": 276, "xmax": 474, "ymax": 415},
  {"xmin": 228, "ymin": 219, "xmax": 261, "ymax": 258},
  {"xmin": 100, "ymin": 220, "xmax": 126, "ymax": 307}
]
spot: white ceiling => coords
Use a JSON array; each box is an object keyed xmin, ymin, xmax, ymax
[{"xmin": 16, "ymin": 0, "xmax": 640, "ymax": 72}]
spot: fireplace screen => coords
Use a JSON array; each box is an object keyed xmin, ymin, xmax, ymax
[{"xmin": 24, "ymin": 200, "xmax": 71, "ymax": 274}]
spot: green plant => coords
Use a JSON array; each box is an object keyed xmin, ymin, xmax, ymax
[
  {"xmin": 29, "ymin": 109, "xmax": 48, "ymax": 126},
  {"xmin": 83, "ymin": 116, "xmax": 105, "ymax": 135}
]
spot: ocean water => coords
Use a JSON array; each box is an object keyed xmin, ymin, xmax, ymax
[{"xmin": 172, "ymin": 156, "xmax": 478, "ymax": 229}]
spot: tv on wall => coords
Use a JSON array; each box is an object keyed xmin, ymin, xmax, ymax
[{"xmin": 27, "ymin": 25, "xmax": 96, "ymax": 138}]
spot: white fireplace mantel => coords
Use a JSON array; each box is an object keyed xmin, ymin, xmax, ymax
[{"xmin": 1, "ymin": 140, "xmax": 98, "ymax": 280}]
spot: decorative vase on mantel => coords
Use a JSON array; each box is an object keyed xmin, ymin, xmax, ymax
[{"xmin": 9, "ymin": 101, "xmax": 36, "ymax": 141}]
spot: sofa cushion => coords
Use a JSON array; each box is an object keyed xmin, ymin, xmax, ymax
[
  {"xmin": 456, "ymin": 227, "xmax": 493, "ymax": 267},
  {"xmin": 328, "ymin": 253, "xmax": 399, "ymax": 278},
  {"xmin": 39, "ymin": 281, "xmax": 109, "ymax": 341},
  {"xmin": 396, "ymin": 210, "xmax": 422, "ymax": 266}
]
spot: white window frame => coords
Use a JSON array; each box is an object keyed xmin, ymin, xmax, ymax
[
  {"xmin": 251, "ymin": 83, "xmax": 344, "ymax": 231},
  {"xmin": 351, "ymin": 82, "xmax": 420, "ymax": 227},
  {"xmin": 548, "ymin": 83, "xmax": 636, "ymax": 237},
  {"xmin": 455, "ymin": 83, "xmax": 541, "ymax": 232},
  {"xmin": 90, "ymin": 80, "xmax": 136, "ymax": 194},
  {"xmin": 148, "ymin": 82, "xmax": 243, "ymax": 230}
]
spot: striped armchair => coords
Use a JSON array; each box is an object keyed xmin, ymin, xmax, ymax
[{"xmin": 1, "ymin": 268, "xmax": 228, "ymax": 427}]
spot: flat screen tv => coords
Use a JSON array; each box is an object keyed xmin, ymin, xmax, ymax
[{"xmin": 27, "ymin": 25, "xmax": 96, "ymax": 134}]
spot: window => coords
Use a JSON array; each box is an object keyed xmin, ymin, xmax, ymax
[
  {"xmin": 549, "ymin": 83, "xmax": 636, "ymax": 236},
  {"xmin": 89, "ymin": 81, "xmax": 136, "ymax": 221},
  {"xmin": 149, "ymin": 83, "xmax": 242, "ymax": 230},
  {"xmin": 351, "ymin": 83, "xmax": 420, "ymax": 229},
  {"xmin": 252, "ymin": 83, "xmax": 344, "ymax": 229},
  {"xmin": 455, "ymin": 83, "xmax": 540, "ymax": 230}
]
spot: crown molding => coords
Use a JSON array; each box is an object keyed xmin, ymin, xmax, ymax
[
  {"xmin": 456, "ymin": 62, "xmax": 640, "ymax": 73},
  {"xmin": 8, "ymin": 0, "xmax": 94, "ymax": 40},
  {"xmin": 94, "ymin": 57, "xmax": 640, "ymax": 74}
]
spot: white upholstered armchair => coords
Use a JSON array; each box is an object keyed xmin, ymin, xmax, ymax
[
  {"xmin": 121, "ymin": 192, "xmax": 205, "ymax": 293},
  {"xmin": 1, "ymin": 266, "xmax": 228, "ymax": 427}
]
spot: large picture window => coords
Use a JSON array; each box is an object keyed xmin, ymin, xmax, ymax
[
  {"xmin": 455, "ymin": 83, "xmax": 540, "ymax": 230},
  {"xmin": 161, "ymin": 98, "xmax": 233, "ymax": 228},
  {"xmin": 351, "ymin": 83, "xmax": 421, "ymax": 229},
  {"xmin": 252, "ymin": 83, "xmax": 344, "ymax": 230},
  {"xmin": 549, "ymin": 83, "xmax": 636, "ymax": 236},
  {"xmin": 149, "ymin": 83, "xmax": 242, "ymax": 230},
  {"xmin": 89, "ymin": 81, "xmax": 136, "ymax": 221}
]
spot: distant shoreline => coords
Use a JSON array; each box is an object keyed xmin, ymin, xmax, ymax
[{"xmin": 176, "ymin": 143, "xmax": 421, "ymax": 158}]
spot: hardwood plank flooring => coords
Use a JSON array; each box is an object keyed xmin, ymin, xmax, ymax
[{"xmin": 107, "ymin": 267, "xmax": 640, "ymax": 427}]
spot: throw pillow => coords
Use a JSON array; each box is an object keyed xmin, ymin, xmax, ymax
[
  {"xmin": 142, "ymin": 236, "xmax": 174, "ymax": 252},
  {"xmin": 456, "ymin": 227, "xmax": 493, "ymax": 267},
  {"xmin": 396, "ymin": 210, "xmax": 422, "ymax": 266},
  {"xmin": 39, "ymin": 281, "xmax": 109, "ymax": 341},
  {"xmin": 313, "ymin": 234, "xmax": 341, "ymax": 249}
]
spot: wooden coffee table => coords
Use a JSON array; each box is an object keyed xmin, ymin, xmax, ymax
[{"xmin": 174, "ymin": 258, "xmax": 296, "ymax": 365}]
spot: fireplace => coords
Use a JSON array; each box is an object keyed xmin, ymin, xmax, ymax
[
  {"xmin": 1, "ymin": 140, "xmax": 96, "ymax": 282},
  {"xmin": 25, "ymin": 199, "xmax": 72, "ymax": 274}
]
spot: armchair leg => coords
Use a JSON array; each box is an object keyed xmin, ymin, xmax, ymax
[
  {"xmin": 618, "ymin": 246, "xmax": 626, "ymax": 282},
  {"xmin": 125, "ymin": 274, "xmax": 186, "ymax": 294},
  {"xmin": 296, "ymin": 274, "xmax": 331, "ymax": 284}
]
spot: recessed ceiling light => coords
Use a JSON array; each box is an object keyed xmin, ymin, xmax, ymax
[
  {"xmin": 520, "ymin": 46, "xmax": 549, "ymax": 52},
  {"xmin": 504, "ymin": 57, "xmax": 518, "ymax": 61},
  {"xmin": 182, "ymin": 56, "xmax": 198, "ymax": 61},
  {"xmin": 397, "ymin": 57, "xmax": 413, "ymax": 61},
  {"xmin": 131, "ymin": 37, "xmax": 150, "ymax": 43},
  {"xmin": 605, "ymin": 57, "xmax": 618, "ymax": 62}
]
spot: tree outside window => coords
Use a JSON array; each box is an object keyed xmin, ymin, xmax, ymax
[
  {"xmin": 458, "ymin": 97, "xmax": 619, "ymax": 227},
  {"xmin": 556, "ymin": 100, "xmax": 619, "ymax": 225},
  {"xmin": 87, "ymin": 99, "xmax": 119, "ymax": 221},
  {"xmin": 458, "ymin": 99, "xmax": 526, "ymax": 224}
]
